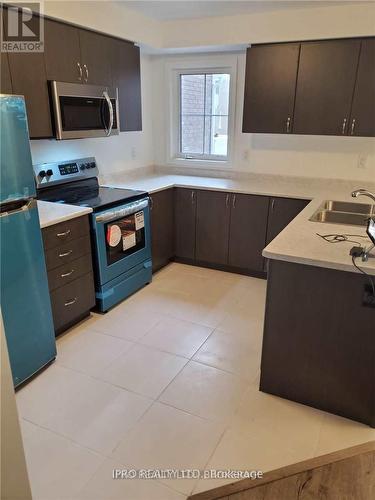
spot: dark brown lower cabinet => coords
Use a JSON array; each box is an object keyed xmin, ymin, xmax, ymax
[
  {"xmin": 195, "ymin": 190, "xmax": 231, "ymax": 266},
  {"xmin": 266, "ymin": 197, "xmax": 309, "ymax": 245},
  {"xmin": 42, "ymin": 216, "xmax": 95, "ymax": 335},
  {"xmin": 261, "ymin": 260, "xmax": 375, "ymax": 427},
  {"xmin": 150, "ymin": 189, "xmax": 174, "ymax": 272},
  {"xmin": 1, "ymin": 52, "xmax": 12, "ymax": 94},
  {"xmin": 174, "ymin": 188, "xmax": 197, "ymax": 261},
  {"xmin": 228, "ymin": 194, "xmax": 270, "ymax": 273}
]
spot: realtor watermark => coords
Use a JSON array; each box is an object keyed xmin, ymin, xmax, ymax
[
  {"xmin": 1, "ymin": 2, "xmax": 44, "ymax": 52},
  {"xmin": 112, "ymin": 469, "xmax": 264, "ymax": 480}
]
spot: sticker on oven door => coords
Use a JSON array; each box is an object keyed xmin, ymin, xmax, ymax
[
  {"xmin": 123, "ymin": 230, "xmax": 136, "ymax": 251},
  {"xmin": 135, "ymin": 211, "xmax": 144, "ymax": 230},
  {"xmin": 107, "ymin": 224, "xmax": 122, "ymax": 247}
]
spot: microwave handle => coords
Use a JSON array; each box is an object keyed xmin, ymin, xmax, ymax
[{"xmin": 103, "ymin": 90, "xmax": 114, "ymax": 137}]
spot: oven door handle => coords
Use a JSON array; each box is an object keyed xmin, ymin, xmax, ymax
[
  {"xmin": 95, "ymin": 199, "xmax": 149, "ymax": 223},
  {"xmin": 103, "ymin": 90, "xmax": 114, "ymax": 137}
]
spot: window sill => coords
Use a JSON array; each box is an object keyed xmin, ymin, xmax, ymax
[{"xmin": 167, "ymin": 157, "xmax": 233, "ymax": 170}]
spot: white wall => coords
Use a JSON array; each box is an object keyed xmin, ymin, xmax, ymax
[{"xmin": 30, "ymin": 54, "xmax": 154, "ymax": 175}]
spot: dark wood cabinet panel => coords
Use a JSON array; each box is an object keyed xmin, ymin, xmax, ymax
[
  {"xmin": 44, "ymin": 19, "xmax": 82, "ymax": 83},
  {"xmin": 7, "ymin": 52, "xmax": 52, "ymax": 138},
  {"xmin": 79, "ymin": 29, "xmax": 113, "ymax": 86},
  {"xmin": 150, "ymin": 189, "xmax": 174, "ymax": 272},
  {"xmin": 228, "ymin": 194, "xmax": 269, "ymax": 272},
  {"xmin": 196, "ymin": 190, "xmax": 231, "ymax": 266},
  {"xmin": 293, "ymin": 39, "xmax": 361, "ymax": 135},
  {"xmin": 1, "ymin": 52, "xmax": 12, "ymax": 94},
  {"xmin": 174, "ymin": 188, "xmax": 197, "ymax": 261},
  {"xmin": 42, "ymin": 216, "xmax": 90, "ymax": 250},
  {"xmin": 110, "ymin": 38, "xmax": 142, "ymax": 131},
  {"xmin": 266, "ymin": 197, "xmax": 309, "ymax": 245},
  {"xmin": 349, "ymin": 38, "xmax": 375, "ymax": 137},
  {"xmin": 242, "ymin": 43, "xmax": 300, "ymax": 134},
  {"xmin": 261, "ymin": 260, "xmax": 375, "ymax": 427}
]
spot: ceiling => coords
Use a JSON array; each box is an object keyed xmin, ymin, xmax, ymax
[{"xmin": 120, "ymin": 1, "xmax": 364, "ymax": 21}]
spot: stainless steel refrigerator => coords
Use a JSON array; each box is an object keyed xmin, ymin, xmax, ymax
[{"xmin": 0, "ymin": 95, "xmax": 56, "ymax": 387}]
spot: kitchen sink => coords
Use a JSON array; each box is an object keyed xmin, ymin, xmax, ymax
[{"xmin": 310, "ymin": 200, "xmax": 374, "ymax": 226}]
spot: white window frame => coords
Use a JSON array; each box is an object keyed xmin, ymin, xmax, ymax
[{"xmin": 165, "ymin": 55, "xmax": 237, "ymax": 170}]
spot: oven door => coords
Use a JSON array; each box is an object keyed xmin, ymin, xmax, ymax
[
  {"xmin": 91, "ymin": 197, "xmax": 151, "ymax": 286},
  {"xmin": 50, "ymin": 81, "xmax": 120, "ymax": 140}
]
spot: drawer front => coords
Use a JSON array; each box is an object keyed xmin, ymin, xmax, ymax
[
  {"xmin": 50, "ymin": 272, "xmax": 95, "ymax": 334},
  {"xmin": 47, "ymin": 254, "xmax": 93, "ymax": 292},
  {"xmin": 42, "ymin": 216, "xmax": 90, "ymax": 250},
  {"xmin": 45, "ymin": 235, "xmax": 91, "ymax": 270}
]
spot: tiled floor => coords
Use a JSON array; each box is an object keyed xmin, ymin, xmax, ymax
[{"xmin": 16, "ymin": 263, "xmax": 375, "ymax": 500}]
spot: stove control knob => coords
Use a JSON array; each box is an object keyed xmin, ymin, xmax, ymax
[
  {"xmin": 80, "ymin": 164, "xmax": 86, "ymax": 170},
  {"xmin": 39, "ymin": 170, "xmax": 46, "ymax": 179},
  {"xmin": 46, "ymin": 169, "xmax": 53, "ymax": 177}
]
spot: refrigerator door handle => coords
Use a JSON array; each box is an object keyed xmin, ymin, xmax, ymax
[{"xmin": 0, "ymin": 199, "xmax": 36, "ymax": 218}]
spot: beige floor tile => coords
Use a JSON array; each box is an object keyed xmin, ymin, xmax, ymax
[
  {"xmin": 112, "ymin": 402, "xmax": 225, "ymax": 495},
  {"xmin": 20, "ymin": 420, "xmax": 104, "ymax": 500},
  {"xmin": 140, "ymin": 317, "xmax": 213, "ymax": 358},
  {"xmin": 217, "ymin": 304, "xmax": 265, "ymax": 335},
  {"xmin": 159, "ymin": 361, "xmax": 248, "ymax": 422},
  {"xmin": 314, "ymin": 412, "xmax": 375, "ymax": 456},
  {"xmin": 56, "ymin": 327, "xmax": 134, "ymax": 377},
  {"xmin": 193, "ymin": 328, "xmax": 261, "ymax": 381},
  {"xmin": 193, "ymin": 426, "xmax": 314, "ymax": 494},
  {"xmin": 78, "ymin": 458, "xmax": 185, "ymax": 500},
  {"xmin": 99, "ymin": 344, "xmax": 188, "ymax": 399}
]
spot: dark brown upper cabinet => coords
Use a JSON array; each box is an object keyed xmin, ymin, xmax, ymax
[
  {"xmin": 349, "ymin": 38, "xmax": 375, "ymax": 137},
  {"xmin": 110, "ymin": 38, "xmax": 142, "ymax": 131},
  {"xmin": 242, "ymin": 43, "xmax": 300, "ymax": 134},
  {"xmin": 293, "ymin": 39, "xmax": 361, "ymax": 136},
  {"xmin": 7, "ymin": 52, "xmax": 52, "ymax": 138},
  {"xmin": 196, "ymin": 190, "xmax": 231, "ymax": 266},
  {"xmin": 79, "ymin": 29, "xmax": 113, "ymax": 86},
  {"xmin": 174, "ymin": 188, "xmax": 197, "ymax": 261},
  {"xmin": 228, "ymin": 194, "xmax": 269, "ymax": 272},
  {"xmin": 44, "ymin": 19, "xmax": 82, "ymax": 83},
  {"xmin": 1, "ymin": 52, "xmax": 12, "ymax": 94}
]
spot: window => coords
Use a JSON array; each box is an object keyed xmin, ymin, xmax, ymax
[{"xmin": 179, "ymin": 72, "xmax": 231, "ymax": 161}]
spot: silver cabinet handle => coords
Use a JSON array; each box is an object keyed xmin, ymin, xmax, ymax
[
  {"xmin": 61, "ymin": 269, "xmax": 75, "ymax": 278},
  {"xmin": 64, "ymin": 297, "xmax": 77, "ymax": 307},
  {"xmin": 286, "ymin": 117, "xmax": 291, "ymax": 133},
  {"xmin": 232, "ymin": 194, "xmax": 236, "ymax": 208},
  {"xmin": 149, "ymin": 196, "xmax": 153, "ymax": 211},
  {"xmin": 191, "ymin": 190, "xmax": 195, "ymax": 204},
  {"xmin": 350, "ymin": 118, "xmax": 356, "ymax": 135},
  {"xmin": 83, "ymin": 64, "xmax": 88, "ymax": 82},
  {"xmin": 271, "ymin": 199, "xmax": 275, "ymax": 212},
  {"xmin": 342, "ymin": 118, "xmax": 347, "ymax": 135},
  {"xmin": 77, "ymin": 62, "xmax": 82, "ymax": 81},
  {"xmin": 226, "ymin": 194, "xmax": 230, "ymax": 208},
  {"xmin": 103, "ymin": 90, "xmax": 114, "ymax": 136},
  {"xmin": 58, "ymin": 250, "xmax": 73, "ymax": 258},
  {"xmin": 56, "ymin": 229, "xmax": 71, "ymax": 238}
]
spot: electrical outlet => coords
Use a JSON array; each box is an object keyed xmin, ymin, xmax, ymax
[
  {"xmin": 131, "ymin": 147, "xmax": 136, "ymax": 160},
  {"xmin": 243, "ymin": 149, "xmax": 249, "ymax": 161},
  {"xmin": 357, "ymin": 154, "xmax": 368, "ymax": 169}
]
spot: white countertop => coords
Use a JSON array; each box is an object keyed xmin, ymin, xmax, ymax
[
  {"xmin": 102, "ymin": 171, "xmax": 375, "ymax": 276},
  {"xmin": 37, "ymin": 200, "xmax": 92, "ymax": 228}
]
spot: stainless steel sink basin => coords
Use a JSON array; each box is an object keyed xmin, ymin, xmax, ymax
[{"xmin": 310, "ymin": 200, "xmax": 374, "ymax": 226}]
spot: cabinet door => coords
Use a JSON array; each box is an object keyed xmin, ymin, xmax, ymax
[
  {"xmin": 44, "ymin": 19, "xmax": 82, "ymax": 83},
  {"xmin": 7, "ymin": 52, "xmax": 52, "ymax": 138},
  {"xmin": 349, "ymin": 38, "xmax": 375, "ymax": 137},
  {"xmin": 228, "ymin": 194, "xmax": 269, "ymax": 272},
  {"xmin": 266, "ymin": 197, "xmax": 309, "ymax": 245},
  {"xmin": 293, "ymin": 39, "xmax": 361, "ymax": 135},
  {"xmin": 196, "ymin": 190, "xmax": 231, "ymax": 266},
  {"xmin": 1, "ymin": 52, "xmax": 12, "ymax": 94},
  {"xmin": 110, "ymin": 38, "xmax": 142, "ymax": 131},
  {"xmin": 79, "ymin": 30, "xmax": 113, "ymax": 86},
  {"xmin": 174, "ymin": 188, "xmax": 197, "ymax": 261},
  {"xmin": 242, "ymin": 43, "xmax": 300, "ymax": 134},
  {"xmin": 150, "ymin": 189, "xmax": 174, "ymax": 272}
]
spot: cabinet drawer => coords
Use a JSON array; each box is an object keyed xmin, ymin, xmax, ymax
[
  {"xmin": 47, "ymin": 254, "xmax": 93, "ymax": 292},
  {"xmin": 45, "ymin": 235, "xmax": 91, "ymax": 271},
  {"xmin": 50, "ymin": 272, "xmax": 95, "ymax": 334},
  {"xmin": 42, "ymin": 216, "xmax": 90, "ymax": 250}
]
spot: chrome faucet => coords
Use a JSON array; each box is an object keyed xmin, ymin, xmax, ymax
[{"xmin": 351, "ymin": 189, "xmax": 375, "ymax": 203}]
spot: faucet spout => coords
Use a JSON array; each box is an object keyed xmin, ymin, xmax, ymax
[{"xmin": 351, "ymin": 189, "xmax": 375, "ymax": 203}]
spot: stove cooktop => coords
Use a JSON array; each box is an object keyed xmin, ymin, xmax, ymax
[{"xmin": 37, "ymin": 178, "xmax": 147, "ymax": 212}]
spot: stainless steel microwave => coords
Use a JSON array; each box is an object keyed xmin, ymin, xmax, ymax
[{"xmin": 50, "ymin": 81, "xmax": 120, "ymax": 140}]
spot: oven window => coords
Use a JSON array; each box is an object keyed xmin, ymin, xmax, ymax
[
  {"xmin": 59, "ymin": 96, "xmax": 117, "ymax": 131},
  {"xmin": 105, "ymin": 211, "xmax": 145, "ymax": 265}
]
